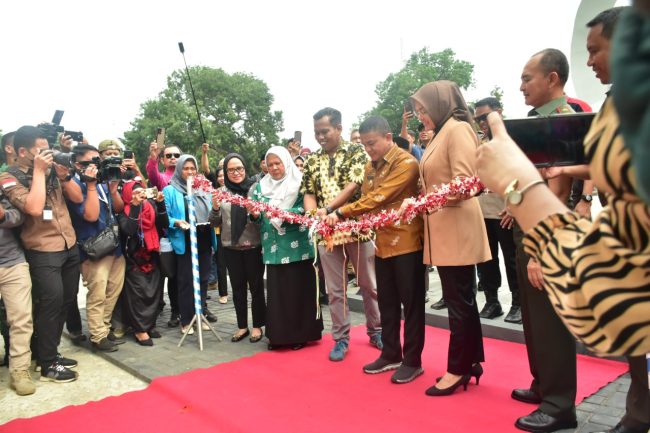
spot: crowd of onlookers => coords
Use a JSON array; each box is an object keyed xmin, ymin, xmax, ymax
[{"xmin": 0, "ymin": 4, "xmax": 648, "ymax": 433}]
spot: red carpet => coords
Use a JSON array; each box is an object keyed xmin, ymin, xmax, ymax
[{"xmin": 1, "ymin": 326, "xmax": 626, "ymax": 433}]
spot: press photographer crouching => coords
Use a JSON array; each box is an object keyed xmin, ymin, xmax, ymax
[
  {"xmin": 0, "ymin": 125, "xmax": 82, "ymax": 383},
  {"xmin": 67, "ymin": 144, "xmax": 125, "ymax": 352}
]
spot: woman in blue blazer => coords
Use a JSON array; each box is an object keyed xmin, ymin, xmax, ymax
[{"xmin": 163, "ymin": 155, "xmax": 217, "ymax": 335}]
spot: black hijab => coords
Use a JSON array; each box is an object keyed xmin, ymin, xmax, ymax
[{"xmin": 223, "ymin": 153, "xmax": 256, "ymax": 244}]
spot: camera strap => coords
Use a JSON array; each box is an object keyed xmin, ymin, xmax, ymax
[{"xmin": 97, "ymin": 183, "xmax": 117, "ymax": 230}]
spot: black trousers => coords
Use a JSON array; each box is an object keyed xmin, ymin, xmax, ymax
[
  {"xmin": 215, "ymin": 235, "xmax": 228, "ymax": 297},
  {"xmin": 437, "ymin": 265, "xmax": 485, "ymax": 375},
  {"xmin": 224, "ymin": 247, "xmax": 266, "ymax": 329},
  {"xmin": 476, "ymin": 218, "xmax": 519, "ymax": 304},
  {"xmin": 514, "ymin": 224, "xmax": 576, "ymax": 418},
  {"xmin": 622, "ymin": 355, "xmax": 650, "ymax": 430},
  {"xmin": 176, "ymin": 246, "xmax": 211, "ymax": 327},
  {"xmin": 375, "ymin": 251, "xmax": 425, "ymax": 368},
  {"xmin": 65, "ymin": 293, "xmax": 83, "ymax": 333},
  {"xmin": 26, "ymin": 246, "xmax": 80, "ymax": 368}
]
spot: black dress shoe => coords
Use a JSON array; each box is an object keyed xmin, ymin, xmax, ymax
[
  {"xmin": 204, "ymin": 309, "xmax": 218, "ymax": 323},
  {"xmin": 479, "ymin": 302, "xmax": 504, "ymax": 319},
  {"xmin": 135, "ymin": 336, "xmax": 154, "ymax": 347},
  {"xmin": 107, "ymin": 331, "xmax": 126, "ymax": 345},
  {"xmin": 148, "ymin": 329, "xmax": 162, "ymax": 339},
  {"xmin": 249, "ymin": 330, "xmax": 263, "ymax": 343},
  {"xmin": 511, "ymin": 387, "xmax": 542, "ymax": 404},
  {"xmin": 167, "ymin": 316, "xmax": 180, "ymax": 328},
  {"xmin": 430, "ymin": 298, "xmax": 447, "ymax": 310},
  {"xmin": 592, "ymin": 422, "xmax": 650, "ymax": 433},
  {"xmin": 69, "ymin": 331, "xmax": 87, "ymax": 344},
  {"xmin": 504, "ymin": 305, "xmax": 523, "ymax": 324},
  {"xmin": 231, "ymin": 329, "xmax": 250, "ymax": 342},
  {"xmin": 515, "ymin": 409, "xmax": 576, "ymax": 432}
]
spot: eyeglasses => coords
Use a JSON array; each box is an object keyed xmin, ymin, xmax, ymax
[
  {"xmin": 474, "ymin": 112, "xmax": 492, "ymax": 123},
  {"xmin": 164, "ymin": 153, "xmax": 181, "ymax": 159},
  {"xmin": 227, "ymin": 166, "xmax": 245, "ymax": 175}
]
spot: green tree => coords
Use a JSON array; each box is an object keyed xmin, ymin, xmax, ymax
[
  {"xmin": 364, "ymin": 48, "xmax": 474, "ymax": 134},
  {"xmin": 124, "ymin": 66, "xmax": 283, "ymax": 174}
]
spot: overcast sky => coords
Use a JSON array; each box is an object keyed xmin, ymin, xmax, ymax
[{"xmin": 0, "ymin": 0, "xmax": 628, "ymax": 150}]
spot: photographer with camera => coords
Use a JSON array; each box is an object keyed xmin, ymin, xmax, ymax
[
  {"xmin": 97, "ymin": 139, "xmax": 143, "ymax": 182},
  {"xmin": 93, "ymin": 140, "xmax": 136, "ymax": 340},
  {"xmin": 0, "ymin": 125, "xmax": 81, "ymax": 383},
  {"xmin": 67, "ymin": 144, "xmax": 126, "ymax": 352}
]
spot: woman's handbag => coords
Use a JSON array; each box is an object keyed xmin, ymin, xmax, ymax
[
  {"xmin": 159, "ymin": 237, "xmax": 176, "ymax": 278},
  {"xmin": 78, "ymin": 185, "xmax": 119, "ymax": 260}
]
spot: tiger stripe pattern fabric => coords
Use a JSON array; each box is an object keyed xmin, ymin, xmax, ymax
[{"xmin": 522, "ymin": 96, "xmax": 650, "ymax": 357}]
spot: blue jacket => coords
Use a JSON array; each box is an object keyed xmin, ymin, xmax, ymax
[{"xmin": 163, "ymin": 185, "xmax": 217, "ymax": 255}]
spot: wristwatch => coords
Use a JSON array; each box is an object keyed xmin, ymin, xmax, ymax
[
  {"xmin": 325, "ymin": 206, "xmax": 334, "ymax": 214},
  {"xmin": 580, "ymin": 194, "xmax": 593, "ymax": 203},
  {"xmin": 503, "ymin": 179, "xmax": 545, "ymax": 207}
]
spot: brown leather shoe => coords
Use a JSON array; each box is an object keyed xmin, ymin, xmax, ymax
[{"xmin": 511, "ymin": 387, "xmax": 542, "ymax": 404}]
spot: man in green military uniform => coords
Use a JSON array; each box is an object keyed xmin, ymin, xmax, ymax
[{"xmin": 511, "ymin": 48, "xmax": 578, "ymax": 433}]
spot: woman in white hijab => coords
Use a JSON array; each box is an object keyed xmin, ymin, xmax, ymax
[{"xmin": 248, "ymin": 146, "xmax": 323, "ymax": 350}]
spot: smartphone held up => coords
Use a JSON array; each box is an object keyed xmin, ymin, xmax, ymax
[{"xmin": 491, "ymin": 113, "xmax": 595, "ymax": 168}]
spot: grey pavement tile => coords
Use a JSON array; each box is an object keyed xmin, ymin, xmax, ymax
[
  {"xmin": 590, "ymin": 406, "xmax": 625, "ymax": 418},
  {"xmin": 588, "ymin": 413, "xmax": 620, "ymax": 428},
  {"xmin": 580, "ymin": 402, "xmax": 604, "ymax": 413},
  {"xmin": 577, "ymin": 410, "xmax": 592, "ymax": 422},
  {"xmin": 584, "ymin": 395, "xmax": 607, "ymax": 405},
  {"xmin": 578, "ymin": 422, "xmax": 613, "ymax": 433},
  {"xmin": 607, "ymin": 392, "xmax": 628, "ymax": 409}
]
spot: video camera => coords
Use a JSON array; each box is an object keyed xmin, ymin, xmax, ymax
[
  {"xmin": 38, "ymin": 110, "xmax": 83, "ymax": 148},
  {"xmin": 77, "ymin": 156, "xmax": 123, "ymax": 183}
]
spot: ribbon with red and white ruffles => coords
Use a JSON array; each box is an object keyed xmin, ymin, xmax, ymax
[{"xmin": 193, "ymin": 174, "xmax": 485, "ymax": 238}]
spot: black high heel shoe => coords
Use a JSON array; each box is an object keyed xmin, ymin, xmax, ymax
[
  {"xmin": 425, "ymin": 374, "xmax": 471, "ymax": 397},
  {"xmin": 470, "ymin": 363, "xmax": 483, "ymax": 385},
  {"xmin": 435, "ymin": 363, "xmax": 483, "ymax": 385}
]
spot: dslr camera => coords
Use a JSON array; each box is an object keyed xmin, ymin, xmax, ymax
[
  {"xmin": 38, "ymin": 110, "xmax": 83, "ymax": 148},
  {"xmin": 77, "ymin": 156, "xmax": 123, "ymax": 183},
  {"xmin": 39, "ymin": 148, "xmax": 76, "ymax": 168}
]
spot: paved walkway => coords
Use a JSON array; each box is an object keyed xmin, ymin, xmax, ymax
[{"xmin": 0, "ymin": 269, "xmax": 633, "ymax": 432}]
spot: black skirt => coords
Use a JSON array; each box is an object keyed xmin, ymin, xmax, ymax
[
  {"xmin": 123, "ymin": 254, "xmax": 162, "ymax": 333},
  {"xmin": 265, "ymin": 260, "xmax": 323, "ymax": 345}
]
